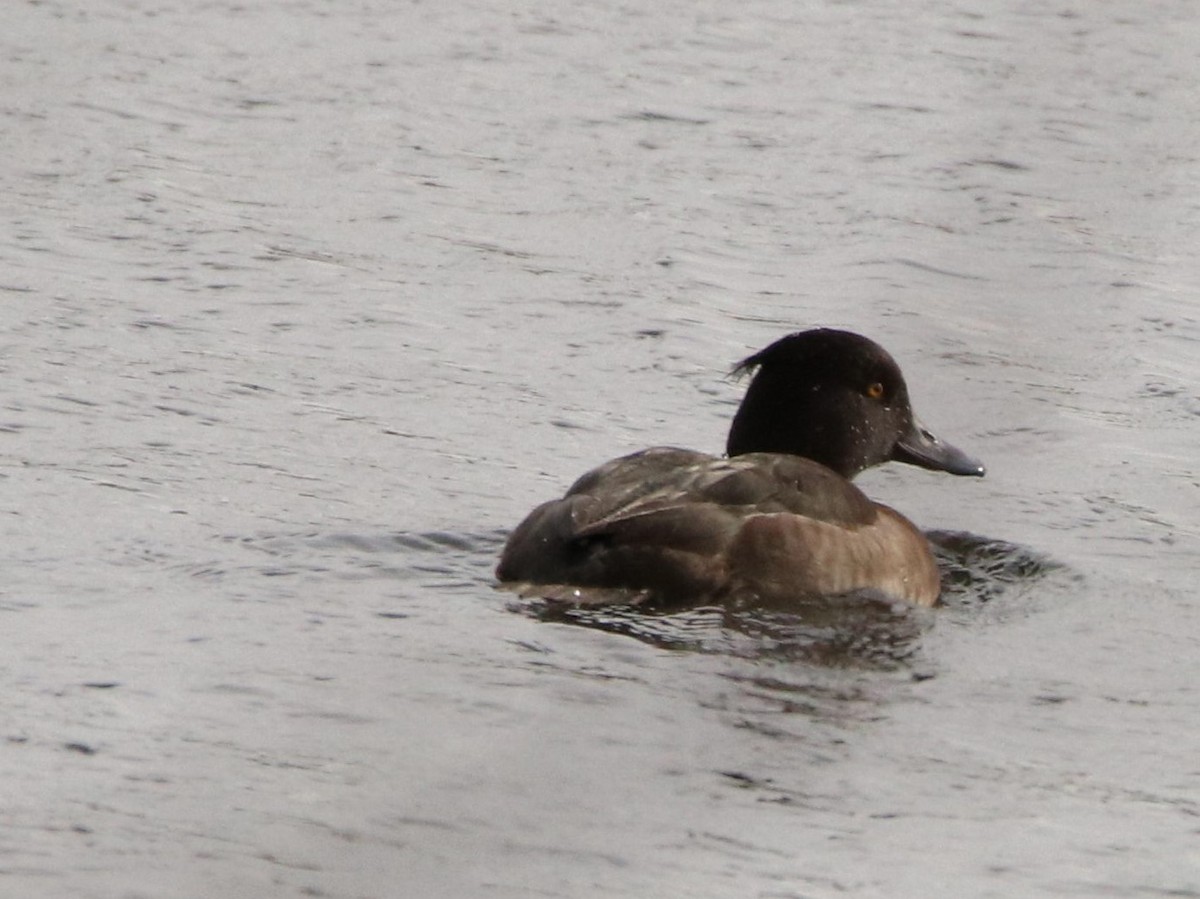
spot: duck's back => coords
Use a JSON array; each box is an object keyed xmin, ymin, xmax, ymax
[{"xmin": 495, "ymin": 447, "xmax": 941, "ymax": 606}]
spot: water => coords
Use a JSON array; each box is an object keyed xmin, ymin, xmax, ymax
[{"xmin": 3, "ymin": 1, "xmax": 1198, "ymax": 897}]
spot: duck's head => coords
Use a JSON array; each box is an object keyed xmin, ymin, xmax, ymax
[{"xmin": 726, "ymin": 328, "xmax": 985, "ymax": 480}]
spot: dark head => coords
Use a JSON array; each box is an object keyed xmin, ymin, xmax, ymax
[{"xmin": 726, "ymin": 329, "xmax": 985, "ymax": 480}]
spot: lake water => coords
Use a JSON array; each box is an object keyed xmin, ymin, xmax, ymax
[{"xmin": 4, "ymin": 2, "xmax": 1198, "ymax": 897}]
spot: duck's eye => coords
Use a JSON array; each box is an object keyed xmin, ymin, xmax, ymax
[{"xmin": 865, "ymin": 382, "xmax": 885, "ymax": 400}]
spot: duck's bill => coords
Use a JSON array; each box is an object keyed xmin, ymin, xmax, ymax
[{"xmin": 893, "ymin": 417, "xmax": 985, "ymax": 477}]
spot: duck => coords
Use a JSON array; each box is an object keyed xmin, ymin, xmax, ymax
[{"xmin": 496, "ymin": 328, "xmax": 985, "ymax": 607}]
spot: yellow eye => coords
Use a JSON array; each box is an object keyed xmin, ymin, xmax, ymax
[{"xmin": 865, "ymin": 382, "xmax": 885, "ymax": 400}]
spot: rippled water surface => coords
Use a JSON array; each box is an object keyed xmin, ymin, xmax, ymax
[{"xmin": 4, "ymin": 2, "xmax": 1199, "ymax": 897}]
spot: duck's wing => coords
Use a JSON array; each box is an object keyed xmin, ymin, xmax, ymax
[
  {"xmin": 497, "ymin": 449, "xmax": 878, "ymax": 602},
  {"xmin": 576, "ymin": 452, "xmax": 876, "ymax": 534},
  {"xmin": 496, "ymin": 448, "xmax": 722, "ymax": 593}
]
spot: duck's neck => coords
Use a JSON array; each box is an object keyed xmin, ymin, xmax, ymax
[{"xmin": 726, "ymin": 382, "xmax": 864, "ymax": 479}]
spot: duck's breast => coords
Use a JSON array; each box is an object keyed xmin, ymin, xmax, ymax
[{"xmin": 724, "ymin": 504, "xmax": 941, "ymax": 606}]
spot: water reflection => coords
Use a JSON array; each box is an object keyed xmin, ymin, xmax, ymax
[
  {"xmin": 525, "ymin": 594, "xmax": 927, "ymax": 668},
  {"xmin": 928, "ymin": 529, "xmax": 1065, "ymax": 608}
]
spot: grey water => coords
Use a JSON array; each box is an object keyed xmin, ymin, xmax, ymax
[{"xmin": 3, "ymin": 2, "xmax": 1198, "ymax": 897}]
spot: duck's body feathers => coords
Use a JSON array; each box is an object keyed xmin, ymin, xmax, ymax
[{"xmin": 496, "ymin": 447, "xmax": 938, "ymax": 606}]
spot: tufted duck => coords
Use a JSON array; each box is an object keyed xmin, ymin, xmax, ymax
[{"xmin": 496, "ymin": 329, "xmax": 984, "ymax": 607}]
